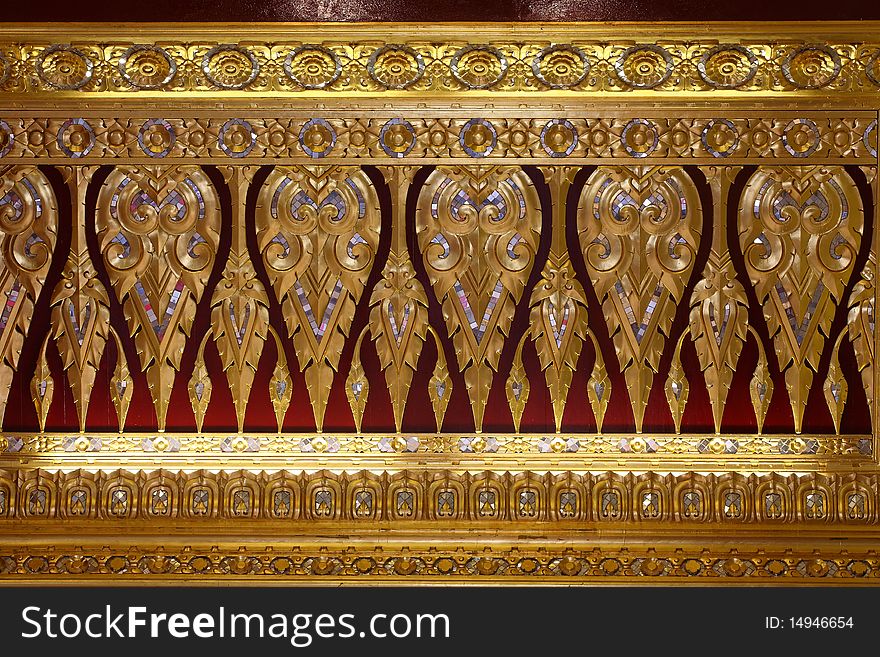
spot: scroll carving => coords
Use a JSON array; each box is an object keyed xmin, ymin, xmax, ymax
[
  {"xmin": 416, "ymin": 166, "xmax": 541, "ymax": 432},
  {"xmin": 256, "ymin": 165, "xmax": 380, "ymax": 432},
  {"xmin": 0, "ymin": 165, "xmax": 57, "ymax": 427},
  {"xmin": 96, "ymin": 165, "xmax": 221, "ymax": 431},
  {"xmin": 738, "ymin": 166, "xmax": 863, "ymax": 433},
  {"xmin": 577, "ymin": 166, "xmax": 702, "ymax": 432}
]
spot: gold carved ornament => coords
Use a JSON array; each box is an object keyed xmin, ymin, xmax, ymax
[
  {"xmin": 416, "ymin": 166, "xmax": 541, "ymax": 432},
  {"xmin": 738, "ymin": 166, "xmax": 863, "ymax": 434},
  {"xmin": 49, "ymin": 166, "xmax": 113, "ymax": 431},
  {"xmin": 847, "ymin": 251, "xmax": 875, "ymax": 427},
  {"xmin": 96, "ymin": 165, "xmax": 221, "ymax": 431},
  {"xmin": 208, "ymin": 167, "xmax": 271, "ymax": 432},
  {"xmin": 255, "ymin": 165, "xmax": 380, "ymax": 432},
  {"xmin": 0, "ymin": 166, "xmax": 57, "ymax": 427},
  {"xmin": 688, "ymin": 166, "xmax": 749, "ymax": 434},
  {"xmin": 367, "ymin": 167, "xmax": 430, "ymax": 432},
  {"xmin": 527, "ymin": 167, "xmax": 590, "ymax": 432},
  {"xmin": 577, "ymin": 166, "xmax": 702, "ymax": 433}
]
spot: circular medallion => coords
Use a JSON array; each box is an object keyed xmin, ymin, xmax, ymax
[
  {"xmin": 615, "ymin": 45, "xmax": 673, "ymax": 89},
  {"xmin": 218, "ymin": 118, "xmax": 256, "ymax": 158},
  {"xmin": 864, "ymin": 120, "xmax": 878, "ymax": 158},
  {"xmin": 459, "ymin": 118, "xmax": 497, "ymax": 158},
  {"xmin": 138, "ymin": 119, "xmax": 176, "ymax": 158},
  {"xmin": 299, "ymin": 118, "xmax": 337, "ymax": 158},
  {"xmin": 0, "ymin": 120, "xmax": 13, "ymax": 158},
  {"xmin": 451, "ymin": 46, "xmax": 508, "ymax": 89},
  {"xmin": 532, "ymin": 45, "xmax": 589, "ymax": 88},
  {"xmin": 621, "ymin": 118, "xmax": 659, "ymax": 157},
  {"xmin": 866, "ymin": 51, "xmax": 880, "ymax": 87},
  {"xmin": 540, "ymin": 119, "xmax": 578, "ymax": 157},
  {"xmin": 379, "ymin": 118, "xmax": 416, "ymax": 158},
  {"xmin": 368, "ymin": 44, "xmax": 424, "ymax": 89},
  {"xmin": 284, "ymin": 45, "xmax": 341, "ymax": 89},
  {"xmin": 782, "ymin": 45, "xmax": 841, "ymax": 89},
  {"xmin": 119, "ymin": 45, "xmax": 177, "ymax": 89},
  {"xmin": 57, "ymin": 118, "xmax": 95, "ymax": 158},
  {"xmin": 38, "ymin": 45, "xmax": 93, "ymax": 90},
  {"xmin": 698, "ymin": 44, "xmax": 758, "ymax": 88},
  {"xmin": 701, "ymin": 119, "xmax": 740, "ymax": 157},
  {"xmin": 782, "ymin": 118, "xmax": 821, "ymax": 157},
  {"xmin": 202, "ymin": 45, "xmax": 259, "ymax": 90}
]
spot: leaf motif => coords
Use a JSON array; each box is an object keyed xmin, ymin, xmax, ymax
[
  {"xmin": 267, "ymin": 325, "xmax": 293, "ymax": 433},
  {"xmin": 345, "ymin": 328, "xmax": 369, "ymax": 433},
  {"xmin": 823, "ymin": 332, "xmax": 849, "ymax": 435},
  {"xmin": 664, "ymin": 332, "xmax": 690, "ymax": 434},
  {"xmin": 427, "ymin": 326, "xmax": 452, "ymax": 433},
  {"xmin": 31, "ymin": 334, "xmax": 54, "ymax": 432},
  {"xmin": 505, "ymin": 333, "xmax": 530, "ymax": 433},
  {"xmin": 748, "ymin": 328, "xmax": 774, "ymax": 435},
  {"xmin": 188, "ymin": 334, "xmax": 212, "ymax": 434},
  {"xmin": 847, "ymin": 254, "xmax": 874, "ymax": 426},
  {"xmin": 586, "ymin": 330, "xmax": 611, "ymax": 433},
  {"xmin": 109, "ymin": 327, "xmax": 133, "ymax": 433}
]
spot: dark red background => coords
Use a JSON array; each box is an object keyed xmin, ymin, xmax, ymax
[{"xmin": 0, "ymin": 0, "xmax": 878, "ymax": 21}]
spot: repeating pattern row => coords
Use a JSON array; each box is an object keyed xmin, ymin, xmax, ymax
[
  {"xmin": 1, "ymin": 163, "xmax": 875, "ymax": 441},
  {"xmin": 2, "ymin": 41, "xmax": 880, "ymax": 93},
  {"xmin": 1, "ymin": 469, "xmax": 878, "ymax": 523},
  {"xmin": 0, "ymin": 115, "xmax": 876, "ymax": 162}
]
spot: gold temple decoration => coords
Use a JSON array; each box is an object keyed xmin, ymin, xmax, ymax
[
  {"xmin": 256, "ymin": 165, "xmax": 381, "ymax": 432},
  {"xmin": 690, "ymin": 166, "xmax": 748, "ymax": 434},
  {"xmin": 0, "ymin": 166, "xmax": 56, "ymax": 427},
  {"xmin": 530, "ymin": 166, "xmax": 589, "ymax": 431},
  {"xmin": 738, "ymin": 166, "xmax": 863, "ymax": 434},
  {"xmin": 585, "ymin": 331, "xmax": 611, "ymax": 433},
  {"xmin": 748, "ymin": 326, "xmax": 775, "ymax": 434},
  {"xmin": 0, "ymin": 22, "xmax": 878, "ymax": 586},
  {"xmin": 345, "ymin": 327, "xmax": 370, "ymax": 433},
  {"xmin": 577, "ymin": 166, "xmax": 702, "ymax": 432},
  {"xmin": 506, "ymin": 333, "xmax": 530, "ymax": 433},
  {"xmin": 848, "ymin": 252, "xmax": 875, "ymax": 426},
  {"xmin": 417, "ymin": 166, "xmax": 541, "ymax": 431},
  {"xmin": 211, "ymin": 166, "xmax": 270, "ymax": 431},
  {"xmin": 96, "ymin": 165, "xmax": 221, "ymax": 431},
  {"xmin": 31, "ymin": 335, "xmax": 54, "ymax": 432},
  {"xmin": 267, "ymin": 326, "xmax": 293, "ymax": 433},
  {"xmin": 824, "ymin": 331, "xmax": 849, "ymax": 434},
  {"xmin": 50, "ymin": 166, "xmax": 109, "ymax": 431},
  {"xmin": 665, "ymin": 332, "xmax": 690, "ymax": 434},
  {"xmin": 427, "ymin": 325, "xmax": 452, "ymax": 432},
  {"xmin": 369, "ymin": 166, "xmax": 428, "ymax": 432},
  {"xmin": 108, "ymin": 328, "xmax": 133, "ymax": 432},
  {"xmin": 188, "ymin": 334, "xmax": 212, "ymax": 434}
]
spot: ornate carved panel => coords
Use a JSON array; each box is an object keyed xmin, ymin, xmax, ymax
[
  {"xmin": 0, "ymin": 22, "xmax": 878, "ymax": 585},
  {"xmin": 256, "ymin": 165, "xmax": 380, "ymax": 431},
  {"xmin": 96, "ymin": 165, "xmax": 220, "ymax": 430},
  {"xmin": 416, "ymin": 166, "xmax": 541, "ymax": 431},
  {"xmin": 577, "ymin": 165, "xmax": 702, "ymax": 432}
]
